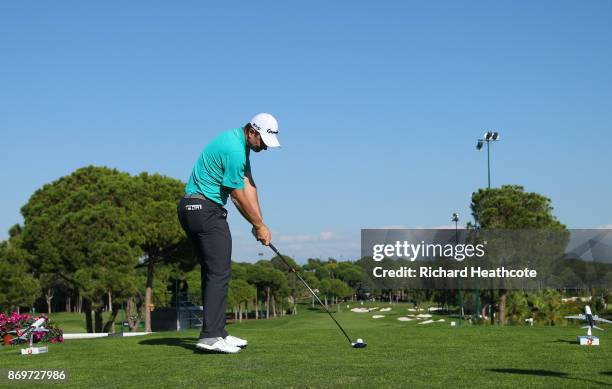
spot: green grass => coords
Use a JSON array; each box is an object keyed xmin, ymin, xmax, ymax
[{"xmin": 1, "ymin": 303, "xmax": 611, "ymax": 388}]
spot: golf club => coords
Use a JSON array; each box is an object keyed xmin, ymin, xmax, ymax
[{"xmin": 268, "ymin": 243, "xmax": 367, "ymax": 349}]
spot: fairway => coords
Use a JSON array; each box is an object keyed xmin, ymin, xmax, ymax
[{"xmin": 2, "ymin": 304, "xmax": 611, "ymax": 388}]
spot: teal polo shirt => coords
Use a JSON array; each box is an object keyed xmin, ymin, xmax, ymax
[{"xmin": 185, "ymin": 127, "xmax": 251, "ymax": 205}]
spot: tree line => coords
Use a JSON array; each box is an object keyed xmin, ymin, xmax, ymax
[{"xmin": 1, "ymin": 168, "xmax": 609, "ymax": 329}]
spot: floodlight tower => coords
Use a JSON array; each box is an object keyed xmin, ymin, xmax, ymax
[
  {"xmin": 476, "ymin": 131, "xmax": 500, "ymax": 189},
  {"xmin": 452, "ymin": 212, "xmax": 464, "ymax": 325},
  {"xmin": 475, "ymin": 131, "xmax": 501, "ymax": 324}
]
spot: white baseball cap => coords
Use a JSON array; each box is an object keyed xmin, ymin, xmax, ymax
[{"xmin": 249, "ymin": 113, "xmax": 280, "ymax": 148}]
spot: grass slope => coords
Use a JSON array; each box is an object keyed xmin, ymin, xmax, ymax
[{"xmin": 1, "ymin": 303, "xmax": 611, "ymax": 388}]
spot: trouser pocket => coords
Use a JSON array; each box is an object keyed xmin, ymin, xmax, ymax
[{"xmin": 177, "ymin": 197, "xmax": 224, "ymax": 233}]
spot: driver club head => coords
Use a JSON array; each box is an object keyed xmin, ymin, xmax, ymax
[{"xmin": 351, "ymin": 338, "xmax": 367, "ymax": 348}]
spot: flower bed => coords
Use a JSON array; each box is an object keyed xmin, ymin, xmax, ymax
[{"xmin": 0, "ymin": 312, "xmax": 64, "ymax": 345}]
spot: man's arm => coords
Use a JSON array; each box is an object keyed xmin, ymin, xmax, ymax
[
  {"xmin": 230, "ymin": 172, "xmax": 271, "ymax": 245},
  {"xmin": 243, "ymin": 171, "xmax": 262, "ymax": 220}
]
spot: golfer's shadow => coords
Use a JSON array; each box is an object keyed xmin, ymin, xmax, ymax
[
  {"xmin": 139, "ymin": 337, "xmax": 199, "ymax": 353},
  {"xmin": 139, "ymin": 337, "xmax": 244, "ymax": 354}
]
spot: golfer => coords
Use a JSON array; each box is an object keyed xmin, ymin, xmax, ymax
[{"xmin": 177, "ymin": 113, "xmax": 280, "ymax": 354}]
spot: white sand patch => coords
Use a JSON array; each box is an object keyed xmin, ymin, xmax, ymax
[{"xmin": 372, "ymin": 315, "xmax": 385, "ymax": 319}]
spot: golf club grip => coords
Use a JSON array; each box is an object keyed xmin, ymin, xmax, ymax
[{"xmin": 268, "ymin": 243, "xmax": 354, "ymax": 345}]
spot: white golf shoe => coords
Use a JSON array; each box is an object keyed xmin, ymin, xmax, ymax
[
  {"xmin": 224, "ymin": 335, "xmax": 248, "ymax": 348},
  {"xmin": 195, "ymin": 337, "xmax": 241, "ymax": 354}
]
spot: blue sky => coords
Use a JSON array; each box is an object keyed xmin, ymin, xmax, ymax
[{"xmin": 1, "ymin": 1, "xmax": 611, "ymax": 262}]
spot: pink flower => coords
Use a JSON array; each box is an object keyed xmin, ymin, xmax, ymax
[{"xmin": 0, "ymin": 312, "xmax": 63, "ymax": 345}]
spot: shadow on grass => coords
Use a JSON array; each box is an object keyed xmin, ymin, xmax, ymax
[
  {"xmin": 139, "ymin": 337, "xmax": 247, "ymax": 355},
  {"xmin": 489, "ymin": 369, "xmax": 612, "ymax": 387},
  {"xmin": 489, "ymin": 369, "xmax": 567, "ymax": 378},
  {"xmin": 602, "ymin": 372, "xmax": 612, "ymax": 376},
  {"xmin": 139, "ymin": 337, "xmax": 197, "ymax": 352},
  {"xmin": 554, "ymin": 338, "xmax": 578, "ymax": 345}
]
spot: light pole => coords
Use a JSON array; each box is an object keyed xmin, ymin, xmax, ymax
[
  {"xmin": 452, "ymin": 212, "xmax": 463, "ymax": 325},
  {"xmin": 475, "ymin": 131, "xmax": 500, "ymax": 322},
  {"xmin": 476, "ymin": 131, "xmax": 500, "ymax": 188},
  {"xmin": 476, "ymin": 131, "xmax": 501, "ymax": 324}
]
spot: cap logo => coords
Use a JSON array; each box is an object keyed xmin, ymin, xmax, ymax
[
  {"xmin": 251, "ymin": 123, "xmax": 261, "ymax": 131},
  {"xmin": 267, "ymin": 129, "xmax": 278, "ymax": 134}
]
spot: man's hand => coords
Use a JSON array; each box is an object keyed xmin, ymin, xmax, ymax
[{"xmin": 252, "ymin": 225, "xmax": 271, "ymax": 246}]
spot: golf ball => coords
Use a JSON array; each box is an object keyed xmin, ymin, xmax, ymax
[{"xmin": 356, "ymin": 338, "xmax": 363, "ymax": 343}]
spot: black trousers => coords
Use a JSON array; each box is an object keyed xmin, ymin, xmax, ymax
[{"xmin": 177, "ymin": 196, "xmax": 231, "ymax": 338}]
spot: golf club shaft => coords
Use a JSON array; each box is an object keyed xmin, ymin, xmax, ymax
[{"xmin": 268, "ymin": 243, "xmax": 354, "ymax": 345}]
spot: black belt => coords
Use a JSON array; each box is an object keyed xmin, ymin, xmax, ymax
[
  {"xmin": 183, "ymin": 193, "xmax": 223, "ymax": 207},
  {"xmin": 184, "ymin": 193, "xmax": 208, "ymax": 200}
]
